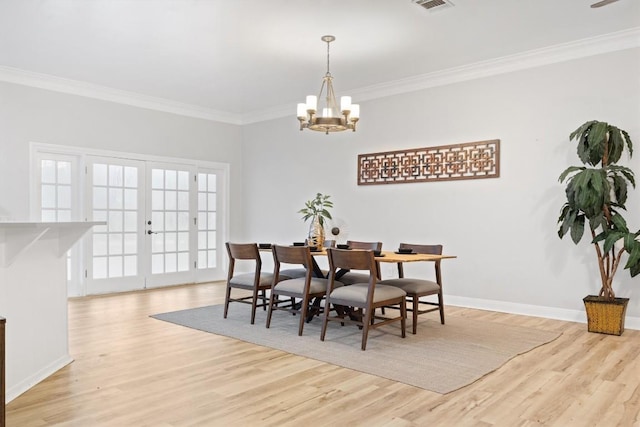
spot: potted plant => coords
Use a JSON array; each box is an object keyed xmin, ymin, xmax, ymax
[
  {"xmin": 557, "ymin": 120, "xmax": 640, "ymax": 335},
  {"xmin": 298, "ymin": 193, "xmax": 333, "ymax": 249}
]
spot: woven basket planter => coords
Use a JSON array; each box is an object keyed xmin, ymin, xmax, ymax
[{"xmin": 583, "ymin": 295, "xmax": 629, "ymax": 336}]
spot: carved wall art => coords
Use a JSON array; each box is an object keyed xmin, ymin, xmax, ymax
[{"xmin": 357, "ymin": 139, "xmax": 500, "ymax": 185}]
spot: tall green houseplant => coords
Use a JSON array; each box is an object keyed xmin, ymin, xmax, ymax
[{"xmin": 558, "ymin": 120, "xmax": 640, "ymax": 305}]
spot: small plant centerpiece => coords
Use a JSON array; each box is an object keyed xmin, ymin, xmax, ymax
[
  {"xmin": 557, "ymin": 120, "xmax": 640, "ymax": 335},
  {"xmin": 299, "ymin": 193, "xmax": 333, "ymax": 249}
]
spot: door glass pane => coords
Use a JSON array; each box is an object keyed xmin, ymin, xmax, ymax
[
  {"xmin": 124, "ymin": 212, "xmax": 137, "ymax": 232},
  {"xmin": 41, "ymin": 185, "xmax": 56, "ymax": 208},
  {"xmin": 165, "ymin": 191, "xmax": 177, "ymax": 211},
  {"xmin": 178, "ymin": 171, "xmax": 189, "ymax": 190},
  {"xmin": 109, "ymin": 188, "xmax": 123, "ymax": 209},
  {"xmin": 109, "ymin": 255, "xmax": 123, "ymax": 277},
  {"xmin": 93, "ymin": 234, "xmax": 107, "ymax": 256},
  {"xmin": 124, "ymin": 189, "xmax": 137, "ymax": 209},
  {"xmin": 93, "ymin": 164, "xmax": 107, "ymax": 185},
  {"xmin": 58, "ymin": 162, "xmax": 71, "ymax": 184},
  {"xmin": 93, "ymin": 257, "xmax": 107, "ymax": 279},
  {"xmin": 93, "ymin": 188, "xmax": 107, "ymax": 209},
  {"xmin": 41, "ymin": 160, "xmax": 56, "ymax": 183},
  {"xmin": 178, "ymin": 252, "xmax": 189, "ymax": 271},
  {"xmin": 124, "ymin": 166, "xmax": 137, "ymax": 187},
  {"xmin": 152, "ymin": 169, "xmax": 164, "ymax": 189},
  {"xmin": 124, "ymin": 255, "xmax": 137, "ymax": 276},
  {"xmin": 178, "ymin": 212, "xmax": 189, "ymax": 231},
  {"xmin": 165, "ymin": 253, "xmax": 177, "ymax": 273},
  {"xmin": 165, "ymin": 170, "xmax": 177, "ymax": 190},
  {"xmin": 109, "ymin": 234, "xmax": 123, "ymax": 255},
  {"xmin": 152, "ymin": 254, "xmax": 164, "ymax": 274},
  {"xmin": 109, "ymin": 165, "xmax": 123, "ymax": 186},
  {"xmin": 124, "ymin": 233, "xmax": 137, "ymax": 254},
  {"xmin": 57, "ymin": 186, "xmax": 71, "ymax": 209},
  {"xmin": 152, "ymin": 212, "xmax": 164, "ymax": 232}
]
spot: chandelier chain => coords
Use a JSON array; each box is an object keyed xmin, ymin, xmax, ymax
[{"xmin": 326, "ymin": 38, "xmax": 331, "ymax": 77}]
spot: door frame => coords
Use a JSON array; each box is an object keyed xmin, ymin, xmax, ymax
[{"xmin": 30, "ymin": 142, "xmax": 230, "ymax": 296}]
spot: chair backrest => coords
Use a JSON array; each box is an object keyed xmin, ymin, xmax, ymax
[
  {"xmin": 398, "ymin": 243, "xmax": 442, "ymax": 255},
  {"xmin": 272, "ymin": 245, "xmax": 313, "ymax": 281},
  {"xmin": 397, "ymin": 243, "xmax": 443, "ymax": 280},
  {"xmin": 226, "ymin": 242, "xmax": 261, "ymax": 278},
  {"xmin": 327, "ymin": 248, "xmax": 378, "ymax": 293},
  {"xmin": 346, "ymin": 240, "xmax": 382, "ymax": 251}
]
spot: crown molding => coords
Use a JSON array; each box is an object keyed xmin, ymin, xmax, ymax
[
  {"xmin": 1, "ymin": 27, "xmax": 638, "ymax": 126},
  {"xmin": 243, "ymin": 27, "xmax": 640, "ymax": 124},
  {"xmin": 0, "ymin": 66, "xmax": 243, "ymax": 125}
]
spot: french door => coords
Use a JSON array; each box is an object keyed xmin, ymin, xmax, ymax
[
  {"xmin": 145, "ymin": 162, "xmax": 196, "ymax": 288},
  {"xmin": 84, "ymin": 156, "xmax": 222, "ymax": 294}
]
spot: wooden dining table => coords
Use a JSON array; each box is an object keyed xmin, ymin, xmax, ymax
[
  {"xmin": 260, "ymin": 246, "xmax": 457, "ymax": 278},
  {"xmin": 259, "ymin": 245, "xmax": 457, "ymax": 322},
  {"xmin": 307, "ymin": 249, "xmax": 456, "ymax": 277}
]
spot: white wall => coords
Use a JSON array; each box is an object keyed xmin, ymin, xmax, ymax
[
  {"xmin": 1, "ymin": 48, "xmax": 638, "ymax": 327},
  {"xmin": 241, "ymin": 48, "xmax": 640, "ymax": 326},
  {"xmin": 0, "ymin": 81, "xmax": 245, "ymax": 239}
]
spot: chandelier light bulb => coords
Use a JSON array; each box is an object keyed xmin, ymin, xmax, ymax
[
  {"xmin": 306, "ymin": 95, "xmax": 317, "ymax": 113},
  {"xmin": 350, "ymin": 104, "xmax": 360, "ymax": 120},
  {"xmin": 340, "ymin": 96, "xmax": 352, "ymax": 113}
]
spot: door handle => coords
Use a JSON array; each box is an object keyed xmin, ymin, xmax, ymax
[{"xmin": 147, "ymin": 230, "xmax": 158, "ymax": 235}]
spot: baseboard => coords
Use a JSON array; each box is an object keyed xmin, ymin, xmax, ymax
[
  {"xmin": 445, "ymin": 295, "xmax": 640, "ymax": 331},
  {"xmin": 6, "ymin": 355, "xmax": 74, "ymax": 403}
]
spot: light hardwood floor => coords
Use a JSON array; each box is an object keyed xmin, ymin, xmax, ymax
[{"xmin": 6, "ymin": 282, "xmax": 640, "ymax": 426}]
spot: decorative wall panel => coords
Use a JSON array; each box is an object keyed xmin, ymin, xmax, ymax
[{"xmin": 357, "ymin": 139, "xmax": 500, "ymax": 185}]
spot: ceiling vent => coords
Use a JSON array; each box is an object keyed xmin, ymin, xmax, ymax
[{"xmin": 412, "ymin": 0, "xmax": 454, "ymax": 12}]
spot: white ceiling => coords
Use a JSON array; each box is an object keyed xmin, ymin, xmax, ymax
[{"xmin": 0, "ymin": 0, "xmax": 638, "ymax": 123}]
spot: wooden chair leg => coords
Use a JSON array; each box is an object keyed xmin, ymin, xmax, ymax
[
  {"xmin": 400, "ymin": 299, "xmax": 407, "ymax": 338},
  {"xmin": 266, "ymin": 294, "xmax": 276, "ymax": 328},
  {"xmin": 223, "ymin": 286, "xmax": 232, "ymax": 318},
  {"xmin": 361, "ymin": 308, "xmax": 372, "ymax": 351},
  {"xmin": 320, "ymin": 308, "xmax": 330, "ymax": 341},
  {"xmin": 298, "ymin": 295, "xmax": 310, "ymax": 336},
  {"xmin": 438, "ymin": 293, "xmax": 445, "ymax": 324},
  {"xmin": 251, "ymin": 290, "xmax": 259, "ymax": 324},
  {"xmin": 412, "ymin": 295, "xmax": 419, "ymax": 335}
]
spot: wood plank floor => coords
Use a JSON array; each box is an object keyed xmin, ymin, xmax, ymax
[{"xmin": 6, "ymin": 282, "xmax": 640, "ymax": 426}]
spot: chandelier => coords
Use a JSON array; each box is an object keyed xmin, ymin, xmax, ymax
[{"xmin": 297, "ymin": 35, "xmax": 360, "ymax": 134}]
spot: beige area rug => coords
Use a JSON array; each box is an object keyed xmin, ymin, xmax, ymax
[{"xmin": 151, "ymin": 304, "xmax": 561, "ymax": 394}]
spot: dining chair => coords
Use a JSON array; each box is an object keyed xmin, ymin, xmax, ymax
[
  {"xmin": 321, "ymin": 248, "xmax": 406, "ymax": 351},
  {"xmin": 378, "ymin": 243, "xmax": 444, "ymax": 334},
  {"xmin": 266, "ymin": 245, "xmax": 341, "ymax": 335},
  {"xmin": 279, "ymin": 239, "xmax": 336, "ymax": 279},
  {"xmin": 224, "ymin": 242, "xmax": 288, "ymax": 324},
  {"xmin": 336, "ymin": 240, "xmax": 383, "ymax": 285}
]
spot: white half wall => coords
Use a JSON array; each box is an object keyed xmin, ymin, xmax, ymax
[{"xmin": 241, "ymin": 47, "xmax": 640, "ymax": 324}]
